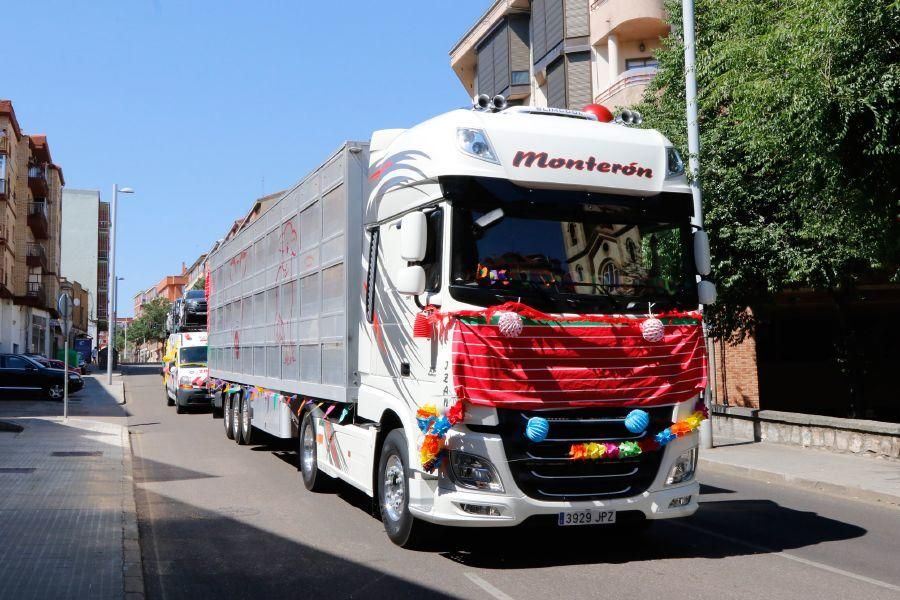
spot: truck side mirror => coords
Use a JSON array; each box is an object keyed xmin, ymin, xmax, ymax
[
  {"xmin": 693, "ymin": 230, "xmax": 711, "ymax": 276},
  {"xmin": 396, "ymin": 265, "xmax": 426, "ymax": 296},
  {"xmin": 399, "ymin": 212, "xmax": 427, "ymax": 261},
  {"xmin": 697, "ymin": 280, "xmax": 717, "ymax": 305}
]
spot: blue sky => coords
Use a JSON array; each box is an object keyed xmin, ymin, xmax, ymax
[{"xmin": 3, "ymin": 1, "xmax": 488, "ymax": 316}]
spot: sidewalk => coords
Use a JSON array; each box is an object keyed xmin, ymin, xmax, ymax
[
  {"xmin": 701, "ymin": 439, "xmax": 900, "ymax": 508},
  {"xmin": 0, "ymin": 370, "xmax": 142, "ymax": 600}
]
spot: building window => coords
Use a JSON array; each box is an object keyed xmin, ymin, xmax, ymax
[
  {"xmin": 568, "ymin": 223, "xmax": 578, "ymax": 245},
  {"xmin": 511, "ymin": 70, "xmax": 529, "ymax": 85},
  {"xmin": 626, "ymin": 238, "xmax": 638, "ymax": 263},
  {"xmin": 625, "ymin": 57, "xmax": 659, "ymax": 71},
  {"xmin": 599, "ymin": 261, "xmax": 620, "ymax": 289}
]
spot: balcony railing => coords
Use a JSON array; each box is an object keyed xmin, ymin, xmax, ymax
[
  {"xmin": 26, "ymin": 281, "xmax": 46, "ymax": 305},
  {"xmin": 594, "ymin": 66, "xmax": 658, "ymax": 104},
  {"xmin": 28, "ymin": 200, "xmax": 50, "ymax": 239},
  {"xmin": 26, "ymin": 242, "xmax": 47, "ymax": 268},
  {"xmin": 28, "ymin": 164, "xmax": 49, "ymax": 195}
]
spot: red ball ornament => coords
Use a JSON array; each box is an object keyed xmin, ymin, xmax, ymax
[{"xmin": 582, "ymin": 104, "xmax": 614, "ymax": 123}]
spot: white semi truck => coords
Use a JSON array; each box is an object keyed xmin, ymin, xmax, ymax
[{"xmin": 207, "ymin": 100, "xmax": 716, "ymax": 547}]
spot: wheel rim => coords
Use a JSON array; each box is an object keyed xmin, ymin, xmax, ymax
[
  {"xmin": 301, "ymin": 421, "xmax": 315, "ymax": 476},
  {"xmin": 49, "ymin": 385, "xmax": 63, "ymax": 399},
  {"xmin": 382, "ymin": 454, "xmax": 405, "ymax": 523},
  {"xmin": 233, "ymin": 400, "xmax": 241, "ymax": 437}
]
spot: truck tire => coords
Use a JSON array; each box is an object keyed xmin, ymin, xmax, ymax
[
  {"xmin": 299, "ymin": 412, "xmax": 330, "ymax": 492},
  {"xmin": 166, "ymin": 386, "xmax": 174, "ymax": 407},
  {"xmin": 224, "ymin": 395, "xmax": 235, "ymax": 440},
  {"xmin": 237, "ymin": 395, "xmax": 252, "ymax": 446},
  {"xmin": 175, "ymin": 392, "xmax": 186, "ymax": 415},
  {"xmin": 377, "ymin": 429, "xmax": 430, "ymax": 548}
]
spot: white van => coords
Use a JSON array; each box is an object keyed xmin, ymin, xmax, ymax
[{"xmin": 165, "ymin": 332, "xmax": 211, "ymax": 414}]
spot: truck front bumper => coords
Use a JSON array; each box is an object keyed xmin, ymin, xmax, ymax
[
  {"xmin": 408, "ymin": 431, "xmax": 701, "ymax": 527},
  {"xmin": 176, "ymin": 388, "xmax": 214, "ymax": 405}
]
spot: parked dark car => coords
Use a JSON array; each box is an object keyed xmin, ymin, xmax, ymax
[
  {"xmin": 179, "ymin": 289, "xmax": 207, "ymax": 331},
  {"xmin": 0, "ymin": 354, "xmax": 84, "ymax": 400},
  {"xmin": 30, "ymin": 356, "xmax": 83, "ymax": 376}
]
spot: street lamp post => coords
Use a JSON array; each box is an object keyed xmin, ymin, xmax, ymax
[
  {"xmin": 681, "ymin": 0, "xmax": 716, "ymax": 449},
  {"xmin": 107, "ymin": 184, "xmax": 133, "ymax": 384}
]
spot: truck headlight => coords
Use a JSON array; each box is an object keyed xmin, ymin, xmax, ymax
[
  {"xmin": 666, "ymin": 448, "xmax": 698, "ymax": 485},
  {"xmin": 178, "ymin": 376, "xmax": 192, "ymax": 387},
  {"xmin": 457, "ymin": 128, "xmax": 499, "ymax": 164},
  {"xmin": 450, "ymin": 451, "xmax": 504, "ymax": 493}
]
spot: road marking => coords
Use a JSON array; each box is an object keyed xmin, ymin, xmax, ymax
[
  {"xmin": 670, "ymin": 521, "xmax": 900, "ymax": 593},
  {"xmin": 464, "ymin": 572, "xmax": 516, "ymax": 600}
]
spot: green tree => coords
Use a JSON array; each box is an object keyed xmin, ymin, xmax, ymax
[
  {"xmin": 191, "ymin": 276, "xmax": 205, "ymax": 291},
  {"xmin": 636, "ymin": 0, "xmax": 899, "ymax": 411},
  {"xmin": 136, "ymin": 297, "xmax": 171, "ymax": 344}
]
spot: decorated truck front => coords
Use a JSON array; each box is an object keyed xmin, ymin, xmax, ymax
[{"xmin": 360, "ymin": 105, "xmax": 713, "ymax": 540}]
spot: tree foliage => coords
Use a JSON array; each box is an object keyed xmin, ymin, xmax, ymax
[
  {"xmin": 126, "ymin": 298, "xmax": 171, "ymax": 346},
  {"xmin": 636, "ymin": 0, "xmax": 899, "ymax": 339}
]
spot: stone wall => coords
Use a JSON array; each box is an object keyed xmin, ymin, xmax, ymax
[{"xmin": 712, "ymin": 405, "xmax": 900, "ymax": 460}]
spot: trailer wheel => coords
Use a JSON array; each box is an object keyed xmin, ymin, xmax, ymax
[
  {"xmin": 237, "ymin": 395, "xmax": 252, "ymax": 445},
  {"xmin": 299, "ymin": 412, "xmax": 330, "ymax": 492},
  {"xmin": 232, "ymin": 396, "xmax": 242, "ymax": 441},
  {"xmin": 378, "ymin": 429, "xmax": 429, "ymax": 548},
  {"xmin": 224, "ymin": 394, "xmax": 235, "ymax": 439}
]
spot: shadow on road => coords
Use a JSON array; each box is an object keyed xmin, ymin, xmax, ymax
[{"xmin": 134, "ymin": 486, "xmax": 453, "ymax": 599}]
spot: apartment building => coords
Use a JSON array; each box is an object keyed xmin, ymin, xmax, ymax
[
  {"xmin": 450, "ymin": 0, "xmax": 666, "ymax": 111},
  {"xmin": 0, "ymin": 100, "xmax": 66, "ymax": 356},
  {"xmin": 61, "ymin": 188, "xmax": 110, "ymax": 348}
]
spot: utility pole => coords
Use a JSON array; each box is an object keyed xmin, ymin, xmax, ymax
[
  {"xmin": 107, "ymin": 185, "xmax": 133, "ymax": 384},
  {"xmin": 682, "ymin": 0, "xmax": 716, "ymax": 449}
]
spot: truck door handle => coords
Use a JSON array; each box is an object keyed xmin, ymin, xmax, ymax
[{"xmin": 400, "ymin": 361, "xmax": 411, "ymax": 377}]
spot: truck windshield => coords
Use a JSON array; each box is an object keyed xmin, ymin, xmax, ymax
[
  {"xmin": 179, "ymin": 346, "xmax": 207, "ymax": 365},
  {"xmin": 450, "ymin": 196, "xmax": 697, "ymax": 314}
]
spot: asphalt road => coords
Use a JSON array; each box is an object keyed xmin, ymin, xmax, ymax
[{"xmin": 122, "ymin": 365, "xmax": 900, "ymax": 600}]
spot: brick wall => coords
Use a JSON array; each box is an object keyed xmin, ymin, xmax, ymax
[{"xmin": 714, "ymin": 334, "xmax": 761, "ymax": 409}]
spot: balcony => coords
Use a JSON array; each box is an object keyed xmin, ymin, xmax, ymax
[
  {"xmin": 22, "ymin": 281, "xmax": 47, "ymax": 307},
  {"xmin": 28, "ymin": 200, "xmax": 50, "ymax": 239},
  {"xmin": 0, "ymin": 133, "xmax": 7, "ymax": 154},
  {"xmin": 590, "ymin": 0, "xmax": 668, "ymax": 44},
  {"xmin": 594, "ymin": 66, "xmax": 658, "ymax": 107},
  {"xmin": 0, "ymin": 268, "xmax": 11, "ymax": 299},
  {"xmin": 26, "ymin": 242, "xmax": 47, "ymax": 269},
  {"xmin": 28, "ymin": 164, "xmax": 49, "ymax": 196}
]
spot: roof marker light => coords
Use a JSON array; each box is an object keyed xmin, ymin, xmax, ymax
[{"xmin": 582, "ymin": 104, "xmax": 614, "ymax": 123}]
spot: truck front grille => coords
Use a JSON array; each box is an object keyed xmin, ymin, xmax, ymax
[{"xmin": 496, "ymin": 406, "xmax": 673, "ymax": 501}]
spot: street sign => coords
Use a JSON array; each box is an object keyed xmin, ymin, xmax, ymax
[{"xmin": 57, "ymin": 293, "xmax": 73, "ymax": 319}]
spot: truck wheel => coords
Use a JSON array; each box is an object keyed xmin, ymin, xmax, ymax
[
  {"xmin": 299, "ymin": 412, "xmax": 330, "ymax": 492},
  {"xmin": 175, "ymin": 393, "xmax": 186, "ymax": 415},
  {"xmin": 224, "ymin": 395, "xmax": 235, "ymax": 440},
  {"xmin": 166, "ymin": 386, "xmax": 174, "ymax": 407},
  {"xmin": 232, "ymin": 396, "xmax": 242, "ymax": 442},
  {"xmin": 378, "ymin": 429, "xmax": 429, "ymax": 548},
  {"xmin": 237, "ymin": 395, "xmax": 252, "ymax": 445}
]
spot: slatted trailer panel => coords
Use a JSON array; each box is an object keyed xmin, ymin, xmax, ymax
[{"xmin": 207, "ymin": 143, "xmax": 369, "ymax": 402}]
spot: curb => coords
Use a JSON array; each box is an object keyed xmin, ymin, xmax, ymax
[
  {"xmin": 121, "ymin": 427, "xmax": 145, "ymax": 599},
  {"xmin": 699, "ymin": 457, "xmax": 900, "ymax": 509}
]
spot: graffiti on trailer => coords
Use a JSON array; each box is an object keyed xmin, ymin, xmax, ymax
[{"xmin": 275, "ymin": 221, "xmax": 299, "ymax": 366}]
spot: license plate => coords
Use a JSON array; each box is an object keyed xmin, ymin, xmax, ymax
[{"xmin": 557, "ymin": 509, "xmax": 616, "ymax": 526}]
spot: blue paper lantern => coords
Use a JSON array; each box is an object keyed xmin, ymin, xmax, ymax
[
  {"xmin": 624, "ymin": 409, "xmax": 650, "ymax": 434},
  {"xmin": 525, "ymin": 417, "xmax": 550, "ymax": 443}
]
